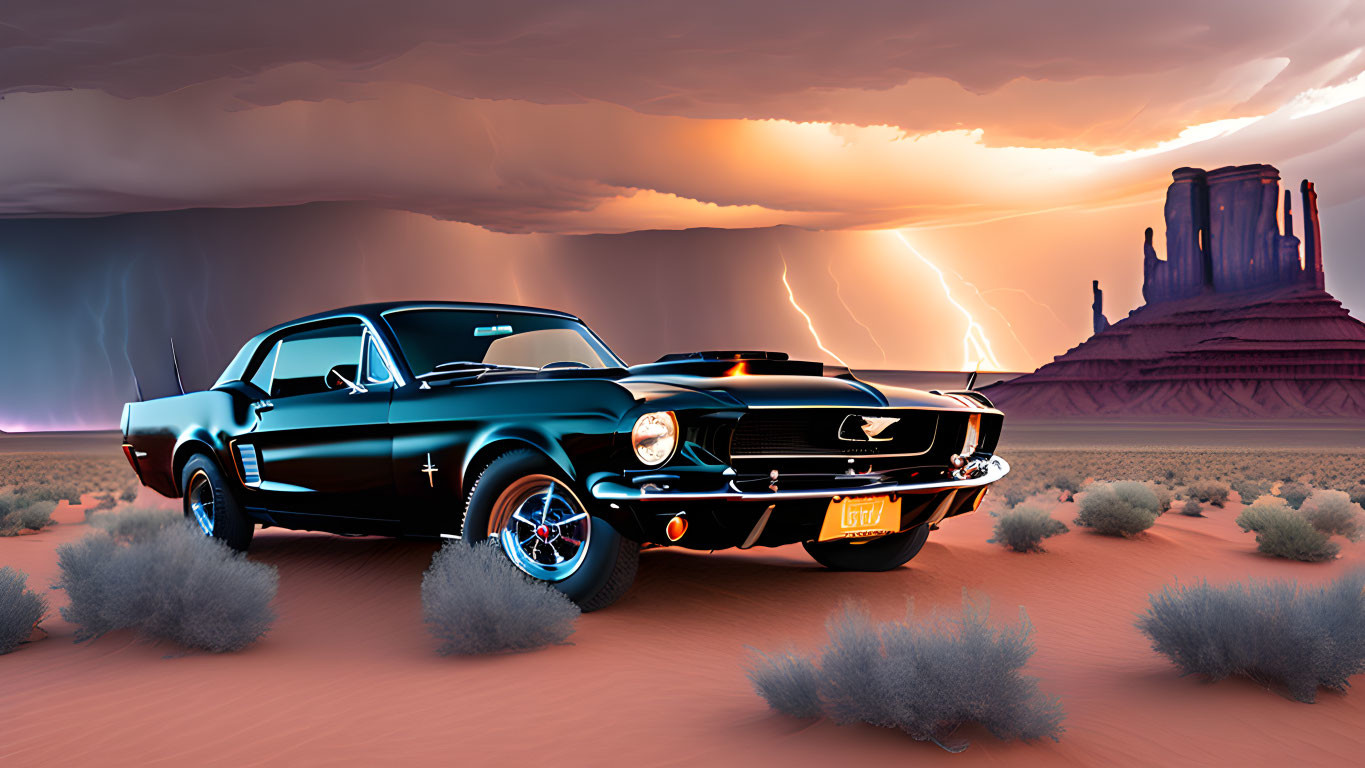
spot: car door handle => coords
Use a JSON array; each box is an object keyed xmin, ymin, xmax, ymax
[{"xmin": 254, "ymin": 400, "xmax": 274, "ymax": 414}]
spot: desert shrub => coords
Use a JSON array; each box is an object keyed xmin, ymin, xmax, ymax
[
  {"xmin": 1349, "ymin": 485, "xmax": 1365, "ymax": 508},
  {"xmin": 421, "ymin": 541, "xmax": 580, "ymax": 655},
  {"xmin": 1231, "ymin": 477, "xmax": 1272, "ymax": 504},
  {"xmin": 91, "ymin": 493, "xmax": 117, "ymax": 512},
  {"xmin": 1047, "ymin": 472, "xmax": 1081, "ymax": 497},
  {"xmin": 89, "ymin": 506, "xmax": 181, "ymax": 542},
  {"xmin": 1074, "ymin": 481, "xmax": 1158, "ymax": 536},
  {"xmin": 0, "ymin": 494, "xmax": 57, "ymax": 535},
  {"xmin": 54, "ymin": 523, "xmax": 277, "ymax": 652},
  {"xmin": 1185, "ymin": 481, "xmax": 1230, "ymax": 508},
  {"xmin": 18, "ymin": 483, "xmax": 80, "ymax": 505},
  {"xmin": 746, "ymin": 598, "xmax": 1064, "ymax": 751},
  {"xmin": 991, "ymin": 506, "xmax": 1069, "ymax": 552},
  {"xmin": 1001, "ymin": 485, "xmax": 1030, "ymax": 508},
  {"xmin": 1149, "ymin": 483, "xmax": 1173, "ymax": 513},
  {"xmin": 1298, "ymin": 490, "xmax": 1363, "ymax": 542},
  {"xmin": 746, "ymin": 649, "xmax": 823, "ymax": 718},
  {"xmin": 1179, "ymin": 499, "xmax": 1204, "ymax": 517},
  {"xmin": 119, "ymin": 483, "xmax": 140, "ymax": 503},
  {"xmin": 1277, "ymin": 481, "xmax": 1313, "ymax": 510},
  {"xmin": 0, "ymin": 567, "xmax": 47, "ymax": 654},
  {"xmin": 1235, "ymin": 499, "xmax": 1338, "ymax": 562},
  {"xmin": 1137, "ymin": 572, "xmax": 1365, "ymax": 702}
]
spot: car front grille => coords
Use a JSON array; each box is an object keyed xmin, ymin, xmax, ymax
[{"xmin": 729, "ymin": 409, "xmax": 942, "ymax": 458}]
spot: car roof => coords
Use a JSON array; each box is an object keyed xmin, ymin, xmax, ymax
[
  {"xmin": 215, "ymin": 301, "xmax": 583, "ymax": 387},
  {"xmin": 266, "ymin": 301, "xmax": 580, "ymax": 334}
]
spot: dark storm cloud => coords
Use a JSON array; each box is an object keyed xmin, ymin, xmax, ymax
[{"xmin": 2, "ymin": 1, "xmax": 1362, "ymax": 147}]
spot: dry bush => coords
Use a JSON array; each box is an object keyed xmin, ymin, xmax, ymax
[
  {"xmin": 991, "ymin": 506, "xmax": 1069, "ymax": 553},
  {"xmin": 1349, "ymin": 485, "xmax": 1365, "ymax": 508},
  {"xmin": 745, "ymin": 649, "xmax": 823, "ymax": 719},
  {"xmin": 55, "ymin": 523, "xmax": 277, "ymax": 652},
  {"xmin": 1179, "ymin": 499, "xmax": 1204, "ymax": 517},
  {"xmin": 421, "ymin": 541, "xmax": 580, "ymax": 655},
  {"xmin": 1149, "ymin": 484, "xmax": 1173, "ymax": 513},
  {"xmin": 1001, "ymin": 485, "xmax": 1030, "ymax": 508},
  {"xmin": 1235, "ymin": 498, "xmax": 1338, "ymax": 562},
  {"xmin": 1277, "ymin": 482, "xmax": 1313, "ymax": 510},
  {"xmin": 1046, "ymin": 472, "xmax": 1082, "ymax": 497},
  {"xmin": 1185, "ymin": 481, "xmax": 1231, "ymax": 508},
  {"xmin": 0, "ymin": 453, "xmax": 135, "ymax": 498},
  {"xmin": 1137, "ymin": 572, "xmax": 1365, "ymax": 702},
  {"xmin": 89, "ymin": 506, "xmax": 181, "ymax": 542},
  {"xmin": 0, "ymin": 493, "xmax": 57, "ymax": 535},
  {"xmin": 0, "ymin": 567, "xmax": 47, "ymax": 655},
  {"xmin": 746, "ymin": 598, "xmax": 1064, "ymax": 752},
  {"xmin": 1231, "ymin": 478, "xmax": 1272, "ymax": 504},
  {"xmin": 1074, "ymin": 481, "xmax": 1159, "ymax": 537},
  {"xmin": 1298, "ymin": 490, "xmax": 1363, "ymax": 542}
]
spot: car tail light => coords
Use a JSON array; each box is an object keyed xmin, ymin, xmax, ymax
[{"xmin": 121, "ymin": 444, "xmax": 142, "ymax": 477}]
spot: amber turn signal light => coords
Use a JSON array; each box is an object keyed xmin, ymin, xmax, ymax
[{"xmin": 665, "ymin": 512, "xmax": 688, "ymax": 542}]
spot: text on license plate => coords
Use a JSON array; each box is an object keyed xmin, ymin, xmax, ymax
[{"xmin": 818, "ymin": 494, "xmax": 902, "ymax": 542}]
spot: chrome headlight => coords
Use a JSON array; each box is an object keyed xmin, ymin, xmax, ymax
[{"xmin": 632, "ymin": 411, "xmax": 678, "ymax": 466}]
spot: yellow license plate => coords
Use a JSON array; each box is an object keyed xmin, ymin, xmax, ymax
[{"xmin": 818, "ymin": 495, "xmax": 901, "ymax": 542}]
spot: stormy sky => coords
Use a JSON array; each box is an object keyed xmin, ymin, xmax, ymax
[{"xmin": 2, "ymin": 1, "xmax": 1364, "ymax": 429}]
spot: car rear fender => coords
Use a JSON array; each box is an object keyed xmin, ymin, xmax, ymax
[{"xmin": 171, "ymin": 429, "xmax": 228, "ymax": 496}]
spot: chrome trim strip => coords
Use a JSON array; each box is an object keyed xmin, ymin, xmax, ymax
[
  {"xmin": 591, "ymin": 456, "xmax": 1008, "ymax": 502},
  {"xmin": 742, "ymin": 404, "xmax": 1000, "ymax": 416},
  {"xmin": 731, "ymin": 451, "xmax": 932, "ymax": 460}
]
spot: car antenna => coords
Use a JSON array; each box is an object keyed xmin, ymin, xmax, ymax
[
  {"xmin": 132, "ymin": 369, "xmax": 145, "ymax": 402},
  {"xmin": 965, "ymin": 361, "xmax": 981, "ymax": 391},
  {"xmin": 170, "ymin": 337, "xmax": 186, "ymax": 395}
]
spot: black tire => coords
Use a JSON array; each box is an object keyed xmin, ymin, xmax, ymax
[
  {"xmin": 802, "ymin": 524, "xmax": 930, "ymax": 571},
  {"xmin": 462, "ymin": 449, "xmax": 638, "ymax": 611},
  {"xmin": 181, "ymin": 454, "xmax": 254, "ymax": 552}
]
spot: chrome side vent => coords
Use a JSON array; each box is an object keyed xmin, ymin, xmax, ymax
[{"xmin": 237, "ymin": 443, "xmax": 262, "ymax": 487}]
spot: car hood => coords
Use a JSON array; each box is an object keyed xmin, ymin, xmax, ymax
[{"xmin": 618, "ymin": 371, "xmax": 986, "ymax": 411}]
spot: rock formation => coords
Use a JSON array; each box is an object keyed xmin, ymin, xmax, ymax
[
  {"xmin": 1142, "ymin": 164, "xmax": 1320, "ymax": 302},
  {"xmin": 1092, "ymin": 280, "xmax": 1109, "ymax": 336},
  {"xmin": 985, "ymin": 165, "xmax": 1365, "ymax": 418}
]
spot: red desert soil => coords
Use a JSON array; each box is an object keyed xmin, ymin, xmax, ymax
[{"xmin": 2, "ymin": 494, "xmax": 1361, "ymax": 767}]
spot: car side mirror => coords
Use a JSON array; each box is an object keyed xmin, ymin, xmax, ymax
[{"xmin": 325, "ymin": 364, "xmax": 362, "ymax": 391}]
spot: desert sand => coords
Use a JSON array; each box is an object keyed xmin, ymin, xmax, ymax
[{"xmin": 2, "ymin": 491, "xmax": 1362, "ymax": 767}]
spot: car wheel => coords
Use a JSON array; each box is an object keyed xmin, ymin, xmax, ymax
[
  {"xmin": 802, "ymin": 523, "xmax": 930, "ymax": 571},
  {"xmin": 462, "ymin": 449, "xmax": 638, "ymax": 611},
  {"xmin": 181, "ymin": 454, "xmax": 254, "ymax": 552}
]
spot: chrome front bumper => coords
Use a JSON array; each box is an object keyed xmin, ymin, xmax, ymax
[{"xmin": 589, "ymin": 455, "xmax": 1009, "ymax": 502}]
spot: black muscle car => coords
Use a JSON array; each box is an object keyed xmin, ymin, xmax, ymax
[{"xmin": 121, "ymin": 301, "xmax": 1009, "ymax": 610}]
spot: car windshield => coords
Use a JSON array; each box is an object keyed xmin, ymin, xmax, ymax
[{"xmin": 382, "ymin": 308, "xmax": 623, "ymax": 376}]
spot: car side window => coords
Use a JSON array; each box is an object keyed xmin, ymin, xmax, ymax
[
  {"xmin": 364, "ymin": 334, "xmax": 394, "ymax": 385},
  {"xmin": 246, "ymin": 340, "xmax": 280, "ymax": 395},
  {"xmin": 270, "ymin": 323, "xmax": 365, "ymax": 398}
]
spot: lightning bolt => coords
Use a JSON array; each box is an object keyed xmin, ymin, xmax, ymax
[
  {"xmin": 827, "ymin": 259, "xmax": 888, "ymax": 366},
  {"xmin": 939, "ymin": 264, "xmax": 1034, "ymax": 362},
  {"xmin": 779, "ymin": 254, "xmax": 849, "ymax": 368},
  {"xmin": 891, "ymin": 230, "xmax": 1003, "ymax": 371},
  {"xmin": 982, "ymin": 287, "xmax": 1070, "ymax": 331}
]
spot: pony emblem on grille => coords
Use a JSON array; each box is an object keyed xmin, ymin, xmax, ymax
[{"xmin": 839, "ymin": 414, "xmax": 899, "ymax": 441}]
